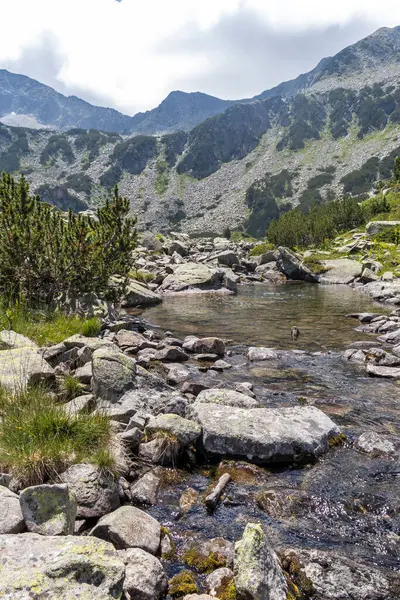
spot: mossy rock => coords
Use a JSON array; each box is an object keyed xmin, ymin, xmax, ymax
[
  {"xmin": 183, "ymin": 547, "xmax": 227, "ymax": 574},
  {"xmin": 169, "ymin": 570, "xmax": 198, "ymax": 598}
]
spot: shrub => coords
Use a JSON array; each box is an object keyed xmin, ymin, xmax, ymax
[
  {"xmin": 40, "ymin": 135, "xmax": 75, "ymax": 166},
  {"xmin": 249, "ymin": 242, "xmax": 275, "ymax": 256},
  {"xmin": 0, "ymin": 385, "xmax": 115, "ymax": 486},
  {"xmin": 0, "ymin": 174, "xmax": 137, "ymax": 308}
]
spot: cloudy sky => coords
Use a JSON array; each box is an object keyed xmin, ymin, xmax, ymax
[{"xmin": 0, "ymin": 0, "xmax": 399, "ymax": 115}]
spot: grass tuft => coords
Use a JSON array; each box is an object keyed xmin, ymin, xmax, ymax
[
  {"xmin": 0, "ymin": 385, "xmax": 115, "ymax": 486},
  {"xmin": 59, "ymin": 374, "xmax": 85, "ymax": 401}
]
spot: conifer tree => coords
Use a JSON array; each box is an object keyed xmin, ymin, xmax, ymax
[{"xmin": 394, "ymin": 156, "xmax": 400, "ymax": 183}]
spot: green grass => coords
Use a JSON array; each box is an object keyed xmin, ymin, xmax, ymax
[
  {"xmin": 302, "ymin": 256, "xmax": 329, "ymax": 274},
  {"xmin": 0, "ymin": 385, "xmax": 116, "ymax": 486},
  {"xmin": 249, "ymin": 241, "xmax": 275, "ymax": 256},
  {"xmin": 59, "ymin": 374, "xmax": 85, "ymax": 401},
  {"xmin": 155, "ymin": 159, "xmax": 170, "ymax": 196},
  {"xmin": 129, "ymin": 270, "xmax": 155, "ymax": 284},
  {"xmin": 0, "ymin": 303, "xmax": 101, "ymax": 346}
]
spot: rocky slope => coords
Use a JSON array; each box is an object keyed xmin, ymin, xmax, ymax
[{"xmin": 2, "ymin": 26, "xmax": 400, "ymax": 235}]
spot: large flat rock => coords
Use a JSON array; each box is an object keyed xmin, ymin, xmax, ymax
[
  {"xmin": 0, "ymin": 347, "xmax": 54, "ymax": 391},
  {"xmin": 189, "ymin": 403, "xmax": 339, "ymax": 464},
  {"xmin": 122, "ymin": 279, "xmax": 162, "ymax": 307},
  {"xmin": 318, "ymin": 259, "xmax": 362, "ymax": 284},
  {"xmin": 159, "ymin": 262, "xmax": 235, "ymax": 294},
  {"xmin": 366, "ymin": 220, "xmax": 400, "ymax": 236},
  {"xmin": 0, "ymin": 533, "xmax": 125, "ymax": 599}
]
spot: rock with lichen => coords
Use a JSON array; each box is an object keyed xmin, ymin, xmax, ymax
[{"xmin": 19, "ymin": 484, "xmax": 77, "ymax": 536}]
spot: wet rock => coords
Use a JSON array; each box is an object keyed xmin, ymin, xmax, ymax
[
  {"xmin": 0, "ymin": 347, "xmax": 54, "ymax": 392},
  {"xmin": 122, "ymin": 279, "xmax": 162, "ymax": 307},
  {"xmin": 182, "ymin": 335, "xmax": 200, "ymax": 351},
  {"xmin": 130, "ymin": 471, "xmax": 161, "ymax": 506},
  {"xmin": 60, "ymin": 463, "xmax": 120, "ymax": 518},
  {"xmin": 19, "ymin": 483, "xmax": 76, "ymax": 536},
  {"xmin": 179, "ymin": 488, "xmax": 199, "ymax": 514},
  {"xmin": 0, "ymin": 329, "xmax": 38, "ymax": 349},
  {"xmin": 318, "ymin": 259, "xmax": 362, "ymax": 284},
  {"xmin": 146, "ymin": 413, "xmax": 202, "ymax": 447},
  {"xmin": 195, "ymin": 388, "xmax": 258, "ymax": 408},
  {"xmin": 119, "ymin": 547, "xmax": 168, "ymax": 600},
  {"xmin": 92, "ymin": 346, "xmax": 136, "ymax": 402},
  {"xmin": 190, "ymin": 404, "xmax": 339, "ymax": 464},
  {"xmin": 90, "ymin": 505, "xmax": 161, "ymax": 554},
  {"xmin": 0, "ymin": 533, "xmax": 125, "ymax": 599},
  {"xmin": 0, "ymin": 486, "xmax": 25, "ymax": 534},
  {"xmin": 247, "ymin": 347, "xmax": 278, "ymax": 361},
  {"xmin": 155, "ymin": 346, "xmax": 189, "ymax": 362},
  {"xmin": 256, "ymin": 487, "xmax": 308, "ymax": 518},
  {"xmin": 193, "ymin": 337, "xmax": 226, "ymax": 355},
  {"xmin": 234, "ymin": 523, "xmax": 287, "ymax": 600},
  {"xmin": 347, "ymin": 341, "xmax": 383, "ymax": 349},
  {"xmin": 355, "ymin": 432, "xmax": 395, "ymax": 455},
  {"xmin": 210, "ymin": 359, "xmax": 232, "ymax": 371},
  {"xmin": 280, "ymin": 548, "xmax": 398, "ymax": 600}
]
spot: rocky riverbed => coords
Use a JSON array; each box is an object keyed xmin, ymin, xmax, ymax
[{"xmin": 0, "ymin": 231, "xmax": 400, "ymax": 599}]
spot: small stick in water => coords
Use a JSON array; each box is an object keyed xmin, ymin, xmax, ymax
[
  {"xmin": 291, "ymin": 326, "xmax": 300, "ymax": 341},
  {"xmin": 205, "ymin": 473, "xmax": 231, "ymax": 511}
]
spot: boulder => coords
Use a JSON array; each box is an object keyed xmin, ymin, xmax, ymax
[
  {"xmin": 193, "ymin": 337, "xmax": 225, "ymax": 355},
  {"xmin": 155, "ymin": 346, "xmax": 189, "ymax": 362},
  {"xmin": 0, "ymin": 347, "xmax": 54, "ymax": 391},
  {"xmin": 63, "ymin": 334, "xmax": 113, "ymax": 351},
  {"xmin": 215, "ymin": 251, "xmax": 239, "ymax": 267},
  {"xmin": 115, "ymin": 329, "xmax": 156, "ymax": 352},
  {"xmin": 0, "ymin": 533, "xmax": 125, "ymax": 599},
  {"xmin": 74, "ymin": 361, "xmax": 92, "ymax": 383},
  {"xmin": 280, "ymin": 548, "xmax": 398, "ymax": 600},
  {"xmin": 90, "ymin": 505, "xmax": 161, "ymax": 554},
  {"xmin": 360, "ymin": 267, "xmax": 379, "ymax": 283},
  {"xmin": 146, "ymin": 413, "xmax": 202, "ymax": 447},
  {"xmin": 92, "ymin": 346, "xmax": 136, "ymax": 402},
  {"xmin": 234, "ymin": 523, "xmax": 287, "ymax": 600},
  {"xmin": 140, "ymin": 231, "xmax": 163, "ymax": 252},
  {"xmin": 247, "ymin": 347, "xmax": 278, "ymax": 361},
  {"xmin": 355, "ymin": 432, "xmax": 395, "ymax": 454},
  {"xmin": 205, "ymin": 568, "xmax": 234, "ymax": 596},
  {"xmin": 122, "ymin": 279, "xmax": 162, "ymax": 307},
  {"xmin": 366, "ymin": 364, "xmax": 400, "ymax": 378},
  {"xmin": 64, "ymin": 393, "xmax": 95, "ymax": 415},
  {"xmin": 0, "ymin": 486, "xmax": 25, "ymax": 534},
  {"xmin": 189, "ymin": 404, "xmax": 339, "ymax": 464},
  {"xmin": 166, "ymin": 239, "xmax": 189, "ymax": 256},
  {"xmin": 130, "ymin": 471, "xmax": 161, "ymax": 506},
  {"xmin": 0, "ymin": 330, "xmax": 38, "ymax": 349},
  {"xmin": 366, "ymin": 220, "xmax": 400, "ymax": 236},
  {"xmin": 159, "ymin": 262, "xmax": 234, "ymax": 294},
  {"xmin": 318, "ymin": 259, "xmax": 362, "ymax": 284},
  {"xmin": 276, "ymin": 247, "xmax": 317, "ymax": 282},
  {"xmin": 195, "ymin": 388, "xmax": 258, "ymax": 409},
  {"xmin": 60, "ymin": 463, "xmax": 120, "ymax": 518},
  {"xmin": 19, "ymin": 484, "xmax": 77, "ymax": 536},
  {"xmin": 166, "ymin": 363, "xmax": 190, "ymax": 385},
  {"xmin": 119, "ymin": 547, "xmax": 168, "ymax": 600}
]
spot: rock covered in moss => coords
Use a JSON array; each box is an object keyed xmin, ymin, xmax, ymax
[
  {"xmin": 90, "ymin": 505, "xmax": 161, "ymax": 554},
  {"xmin": 146, "ymin": 413, "xmax": 202, "ymax": 447},
  {"xmin": 234, "ymin": 523, "xmax": 287, "ymax": 600},
  {"xmin": 119, "ymin": 547, "xmax": 168, "ymax": 600},
  {"xmin": 205, "ymin": 568, "xmax": 235, "ymax": 598},
  {"xmin": 169, "ymin": 570, "xmax": 199, "ymax": 598},
  {"xmin": 0, "ymin": 485, "xmax": 25, "ymax": 534},
  {"xmin": 0, "ymin": 533, "xmax": 125, "ymax": 599},
  {"xmin": 60, "ymin": 463, "xmax": 120, "ymax": 518},
  {"xmin": 19, "ymin": 483, "xmax": 77, "ymax": 536},
  {"xmin": 92, "ymin": 346, "xmax": 136, "ymax": 402}
]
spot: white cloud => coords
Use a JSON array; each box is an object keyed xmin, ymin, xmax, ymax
[{"xmin": 0, "ymin": 0, "xmax": 399, "ymax": 114}]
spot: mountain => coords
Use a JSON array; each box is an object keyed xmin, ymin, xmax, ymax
[
  {"xmin": 1, "ymin": 26, "xmax": 400, "ymax": 237},
  {"xmin": 0, "ymin": 70, "xmax": 233, "ymax": 135}
]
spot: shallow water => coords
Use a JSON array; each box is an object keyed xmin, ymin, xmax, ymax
[
  {"xmin": 142, "ymin": 284, "xmax": 399, "ymax": 578},
  {"xmin": 144, "ymin": 282, "xmax": 385, "ymax": 351}
]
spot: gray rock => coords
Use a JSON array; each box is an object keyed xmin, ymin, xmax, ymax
[
  {"xmin": 193, "ymin": 337, "xmax": 225, "ymax": 355},
  {"xmin": 366, "ymin": 220, "xmax": 400, "ymax": 236},
  {"xmin": 63, "ymin": 334, "xmax": 114, "ymax": 351},
  {"xmin": 234, "ymin": 382, "xmax": 256, "ymax": 398},
  {"xmin": 159, "ymin": 262, "xmax": 233, "ymax": 294},
  {"xmin": 155, "ymin": 346, "xmax": 189, "ymax": 362},
  {"xmin": 119, "ymin": 426, "xmax": 143, "ymax": 449},
  {"xmin": 360, "ymin": 267, "xmax": 379, "ymax": 283},
  {"xmin": 140, "ymin": 231, "xmax": 163, "ymax": 252},
  {"xmin": 195, "ymin": 388, "xmax": 258, "ymax": 408},
  {"xmin": 60, "ymin": 463, "xmax": 120, "ymax": 518},
  {"xmin": 247, "ymin": 347, "xmax": 278, "ymax": 361},
  {"xmin": 0, "ymin": 533, "xmax": 125, "ymax": 599},
  {"xmin": 276, "ymin": 247, "xmax": 317, "ymax": 282},
  {"xmin": 355, "ymin": 431, "xmax": 395, "ymax": 454},
  {"xmin": 366, "ymin": 364, "xmax": 400, "ymax": 378},
  {"xmin": 119, "ymin": 547, "xmax": 168, "ymax": 600},
  {"xmin": 122, "ymin": 279, "xmax": 162, "ymax": 307},
  {"xmin": 146, "ymin": 413, "xmax": 202, "ymax": 447},
  {"xmin": 92, "ymin": 346, "xmax": 136, "ymax": 402},
  {"xmin": 90, "ymin": 505, "xmax": 161, "ymax": 554},
  {"xmin": 318, "ymin": 259, "xmax": 362, "ymax": 284},
  {"xmin": 280, "ymin": 548, "xmax": 398, "ymax": 600},
  {"xmin": 74, "ymin": 361, "xmax": 92, "ymax": 383},
  {"xmin": 190, "ymin": 404, "xmax": 339, "ymax": 464},
  {"xmin": 0, "ymin": 329, "xmax": 38, "ymax": 349},
  {"xmin": 166, "ymin": 363, "xmax": 190, "ymax": 385},
  {"xmin": 166, "ymin": 239, "xmax": 189, "ymax": 256},
  {"xmin": 183, "ymin": 596, "xmax": 215, "ymax": 600},
  {"xmin": 115, "ymin": 329, "xmax": 156, "ymax": 352},
  {"xmin": 382, "ymin": 271, "xmax": 394, "ymax": 281},
  {"xmin": 0, "ymin": 347, "xmax": 54, "ymax": 392},
  {"xmin": 211, "ymin": 359, "xmax": 232, "ymax": 371},
  {"xmin": 234, "ymin": 523, "xmax": 287, "ymax": 600},
  {"xmin": 130, "ymin": 471, "xmax": 161, "ymax": 506},
  {"xmin": 64, "ymin": 393, "xmax": 95, "ymax": 415},
  {"xmin": 0, "ymin": 486, "xmax": 25, "ymax": 534},
  {"xmin": 19, "ymin": 484, "xmax": 77, "ymax": 536},
  {"xmin": 216, "ymin": 251, "xmax": 239, "ymax": 267},
  {"xmin": 205, "ymin": 568, "xmax": 234, "ymax": 596}
]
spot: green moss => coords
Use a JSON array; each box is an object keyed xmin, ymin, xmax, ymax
[
  {"xmin": 280, "ymin": 552, "xmax": 314, "ymax": 600},
  {"xmin": 168, "ymin": 571, "xmax": 198, "ymax": 598},
  {"xmin": 161, "ymin": 525, "xmax": 177, "ymax": 561},
  {"xmin": 302, "ymin": 257, "xmax": 329, "ymax": 274},
  {"xmin": 328, "ymin": 432, "xmax": 347, "ymax": 448},
  {"xmin": 182, "ymin": 547, "xmax": 227, "ymax": 574},
  {"xmin": 249, "ymin": 241, "xmax": 275, "ymax": 256},
  {"xmin": 215, "ymin": 576, "xmax": 237, "ymax": 600}
]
